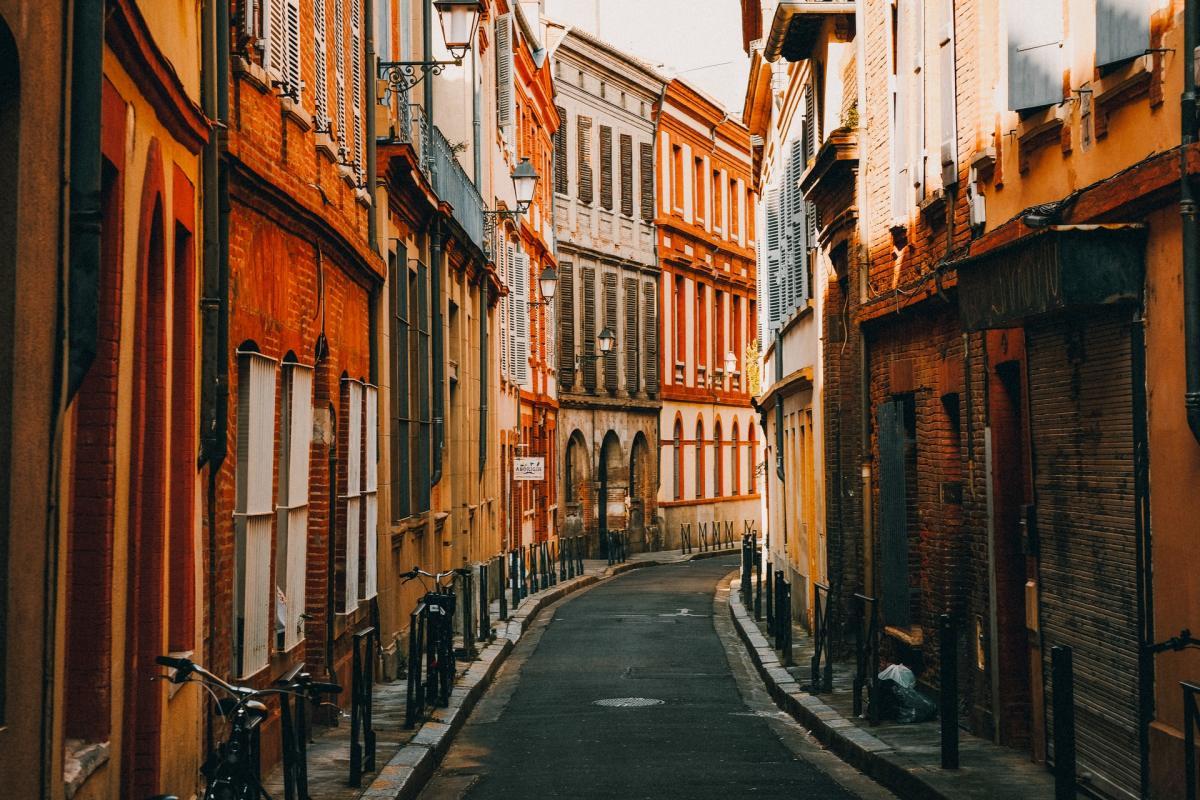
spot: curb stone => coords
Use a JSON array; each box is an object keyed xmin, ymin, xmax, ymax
[{"xmin": 366, "ymin": 549, "xmax": 737, "ymax": 799}]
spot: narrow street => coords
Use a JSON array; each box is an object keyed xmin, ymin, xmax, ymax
[{"xmin": 420, "ymin": 561, "xmax": 891, "ymax": 800}]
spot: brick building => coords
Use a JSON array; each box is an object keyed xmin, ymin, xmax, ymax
[
  {"xmin": 656, "ymin": 78, "xmax": 760, "ymax": 551},
  {"xmin": 549, "ymin": 24, "xmax": 665, "ymax": 554}
]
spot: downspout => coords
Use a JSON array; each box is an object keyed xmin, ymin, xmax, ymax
[
  {"xmin": 472, "ymin": 44, "xmax": 482, "ymax": 187},
  {"xmin": 860, "ymin": 323, "xmax": 873, "ymax": 596},
  {"xmin": 480, "ymin": 279, "xmax": 488, "ymax": 474},
  {"xmin": 1183, "ymin": 0, "xmax": 1200, "ymax": 443},
  {"xmin": 773, "ymin": 332, "xmax": 784, "ymax": 480},
  {"xmin": 66, "ymin": 0, "xmax": 104, "ymax": 399},
  {"xmin": 365, "ymin": 0, "xmax": 379, "ymax": 252},
  {"xmin": 424, "ymin": 0, "xmax": 445, "ymax": 486}
]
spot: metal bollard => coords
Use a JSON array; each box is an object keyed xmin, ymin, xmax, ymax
[
  {"xmin": 510, "ymin": 549, "xmax": 520, "ymax": 610},
  {"xmin": 1052, "ymin": 645, "xmax": 1076, "ymax": 800},
  {"xmin": 765, "ymin": 560, "xmax": 774, "ymax": 634},
  {"xmin": 478, "ymin": 562, "xmax": 490, "ymax": 641},
  {"xmin": 939, "ymin": 614, "xmax": 959, "ymax": 769},
  {"xmin": 741, "ymin": 535, "xmax": 753, "ymax": 606},
  {"xmin": 754, "ymin": 547, "xmax": 762, "ymax": 620},
  {"xmin": 498, "ymin": 555, "xmax": 508, "ymax": 620}
]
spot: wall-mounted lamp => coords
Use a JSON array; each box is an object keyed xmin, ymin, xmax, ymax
[{"xmin": 378, "ymin": 0, "xmax": 483, "ymax": 91}]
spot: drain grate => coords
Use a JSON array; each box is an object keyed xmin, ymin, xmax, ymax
[{"xmin": 593, "ymin": 697, "xmax": 665, "ymax": 708}]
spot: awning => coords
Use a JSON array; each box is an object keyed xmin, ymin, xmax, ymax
[
  {"xmin": 764, "ymin": 1, "xmax": 856, "ymax": 63},
  {"xmin": 955, "ymin": 224, "xmax": 1146, "ymax": 330}
]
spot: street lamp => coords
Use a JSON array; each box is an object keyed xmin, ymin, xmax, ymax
[
  {"xmin": 511, "ymin": 158, "xmax": 540, "ymax": 212},
  {"xmin": 598, "ymin": 327, "xmax": 616, "ymax": 354},
  {"xmin": 528, "ymin": 266, "xmax": 558, "ymax": 308},
  {"xmin": 379, "ymin": 0, "xmax": 483, "ymax": 91},
  {"xmin": 724, "ymin": 351, "xmax": 737, "ymax": 376}
]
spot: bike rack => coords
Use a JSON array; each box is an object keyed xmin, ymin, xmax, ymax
[
  {"xmin": 349, "ymin": 627, "xmax": 377, "ymax": 786},
  {"xmin": 680, "ymin": 522, "xmax": 693, "ymax": 554},
  {"xmin": 809, "ymin": 582, "xmax": 833, "ymax": 693},
  {"xmin": 404, "ymin": 604, "xmax": 428, "ymax": 728},
  {"xmin": 276, "ymin": 663, "xmax": 310, "ymax": 800}
]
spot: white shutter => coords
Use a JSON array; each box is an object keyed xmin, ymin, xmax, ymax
[
  {"xmin": 363, "ymin": 385, "xmax": 378, "ymax": 599},
  {"xmin": 506, "ymin": 243, "xmax": 517, "ymax": 381},
  {"xmin": 765, "ymin": 187, "xmax": 783, "ymax": 335},
  {"xmin": 496, "ymin": 15, "xmax": 514, "ymax": 135},
  {"xmin": 351, "ymin": 0, "xmax": 364, "ymax": 175},
  {"xmin": 277, "ymin": 364, "xmax": 311, "ymax": 651},
  {"xmin": 343, "ymin": 379, "xmax": 362, "ymax": 611},
  {"xmin": 235, "ymin": 350, "xmax": 277, "ymax": 677},
  {"xmin": 314, "ymin": 0, "xmax": 329, "ymax": 127},
  {"xmin": 244, "ymin": 0, "xmax": 260, "ymax": 39},
  {"xmin": 1007, "ymin": 0, "xmax": 1062, "ymax": 110},
  {"xmin": 939, "ymin": 0, "xmax": 959, "ymax": 186},
  {"xmin": 912, "ymin": 0, "xmax": 925, "ymax": 204},
  {"xmin": 500, "ymin": 236, "xmax": 509, "ymax": 377},
  {"xmin": 1096, "ymin": 0, "xmax": 1149, "ymax": 67},
  {"xmin": 514, "ymin": 250, "xmax": 530, "ymax": 385},
  {"xmin": 335, "ymin": 0, "xmax": 347, "ymax": 147},
  {"xmin": 890, "ymin": 0, "xmax": 911, "ymax": 221}
]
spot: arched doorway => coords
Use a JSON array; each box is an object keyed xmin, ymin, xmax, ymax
[
  {"xmin": 598, "ymin": 431, "xmax": 624, "ymax": 556},
  {"xmin": 564, "ymin": 430, "xmax": 590, "ymax": 541},
  {"xmin": 629, "ymin": 432, "xmax": 652, "ymax": 546}
]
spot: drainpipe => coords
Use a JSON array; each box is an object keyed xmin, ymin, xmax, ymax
[
  {"xmin": 860, "ymin": 325, "xmax": 873, "ymax": 596},
  {"xmin": 365, "ymin": 0, "xmax": 379, "ymax": 252},
  {"xmin": 472, "ymin": 44, "xmax": 482, "ymax": 187},
  {"xmin": 1183, "ymin": 0, "xmax": 1200, "ymax": 442},
  {"xmin": 774, "ymin": 332, "xmax": 784, "ymax": 480},
  {"xmin": 480, "ymin": 279, "xmax": 488, "ymax": 473},
  {"xmin": 66, "ymin": 0, "xmax": 104, "ymax": 399},
  {"xmin": 423, "ymin": 0, "xmax": 445, "ymax": 486}
]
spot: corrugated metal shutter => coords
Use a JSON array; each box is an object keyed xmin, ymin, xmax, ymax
[
  {"xmin": 555, "ymin": 106, "xmax": 569, "ymax": 194},
  {"xmin": 639, "ymin": 142, "xmax": 654, "ymax": 220},
  {"xmin": 643, "ymin": 280, "xmax": 659, "ymax": 395},
  {"xmin": 603, "ymin": 272, "xmax": 618, "ymax": 393},
  {"xmin": 877, "ymin": 398, "xmax": 911, "ymax": 627},
  {"xmin": 559, "ymin": 262, "xmax": 575, "ymax": 388},
  {"xmin": 600, "ymin": 125, "xmax": 613, "ymax": 210},
  {"xmin": 581, "ymin": 266, "xmax": 597, "ymax": 391},
  {"xmin": 1097, "ymin": 0, "xmax": 1149, "ymax": 67},
  {"xmin": 623, "ymin": 276, "xmax": 639, "ymax": 393},
  {"xmin": 1007, "ymin": 0, "xmax": 1062, "ymax": 110},
  {"xmin": 620, "ymin": 133, "xmax": 634, "ymax": 217},
  {"xmin": 1028, "ymin": 311, "xmax": 1141, "ymax": 799},
  {"xmin": 578, "ymin": 116, "xmax": 594, "ymax": 204}
]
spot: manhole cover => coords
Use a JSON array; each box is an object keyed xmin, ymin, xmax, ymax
[{"xmin": 593, "ymin": 697, "xmax": 665, "ymax": 708}]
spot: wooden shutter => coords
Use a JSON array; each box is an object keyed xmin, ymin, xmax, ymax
[
  {"xmin": 1097, "ymin": 0, "xmax": 1149, "ymax": 67},
  {"xmin": 939, "ymin": 0, "xmax": 958, "ymax": 186},
  {"xmin": 351, "ymin": 0, "xmax": 363, "ymax": 174},
  {"xmin": 911, "ymin": 0, "xmax": 925, "ymax": 203},
  {"xmin": 264, "ymin": 0, "xmax": 286, "ymax": 74},
  {"xmin": 581, "ymin": 266, "xmax": 597, "ymax": 390},
  {"xmin": 619, "ymin": 134, "xmax": 634, "ymax": 217},
  {"xmin": 785, "ymin": 139, "xmax": 808, "ymax": 312},
  {"xmin": 314, "ymin": 0, "xmax": 329, "ymax": 128},
  {"xmin": 577, "ymin": 116, "xmax": 593, "ymax": 204},
  {"xmin": 643, "ymin": 280, "xmax": 659, "ymax": 395},
  {"xmin": 599, "ymin": 125, "xmax": 614, "ymax": 209},
  {"xmin": 342, "ymin": 378, "xmax": 362, "ymax": 611},
  {"xmin": 277, "ymin": 364, "xmax": 312, "ymax": 651},
  {"xmin": 1029, "ymin": 312, "xmax": 1141, "ymax": 797},
  {"xmin": 513, "ymin": 250, "xmax": 530, "ymax": 384},
  {"xmin": 558, "ymin": 262, "xmax": 575, "ymax": 387},
  {"xmin": 765, "ymin": 187, "xmax": 783, "ymax": 335},
  {"xmin": 623, "ymin": 277, "xmax": 639, "ymax": 393},
  {"xmin": 555, "ymin": 106, "xmax": 569, "ymax": 194},
  {"xmin": 285, "ymin": 0, "xmax": 302, "ymax": 101},
  {"xmin": 877, "ymin": 399, "xmax": 910, "ymax": 626},
  {"xmin": 243, "ymin": 0, "xmax": 260, "ymax": 39},
  {"xmin": 334, "ymin": 0, "xmax": 346, "ymax": 147},
  {"xmin": 603, "ymin": 273, "xmax": 618, "ymax": 393},
  {"xmin": 639, "ymin": 141, "xmax": 654, "ymax": 220},
  {"xmin": 1007, "ymin": 0, "xmax": 1062, "ymax": 110},
  {"xmin": 363, "ymin": 385, "xmax": 378, "ymax": 599},
  {"xmin": 496, "ymin": 16, "xmax": 513, "ymax": 131}
]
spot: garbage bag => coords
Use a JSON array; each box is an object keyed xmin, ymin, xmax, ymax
[
  {"xmin": 893, "ymin": 684, "xmax": 937, "ymax": 723},
  {"xmin": 878, "ymin": 663, "xmax": 916, "ymax": 688}
]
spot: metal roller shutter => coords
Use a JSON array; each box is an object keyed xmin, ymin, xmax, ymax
[{"xmin": 1027, "ymin": 309, "xmax": 1140, "ymax": 799}]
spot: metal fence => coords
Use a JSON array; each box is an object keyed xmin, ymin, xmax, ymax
[{"xmin": 430, "ymin": 124, "xmax": 485, "ymax": 249}]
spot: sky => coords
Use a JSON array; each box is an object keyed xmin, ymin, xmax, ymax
[{"xmin": 542, "ymin": 0, "xmax": 750, "ymax": 116}]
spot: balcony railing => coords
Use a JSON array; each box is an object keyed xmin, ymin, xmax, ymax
[{"xmin": 431, "ymin": 124, "xmax": 485, "ymax": 251}]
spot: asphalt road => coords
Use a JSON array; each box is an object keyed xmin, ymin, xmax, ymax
[{"xmin": 419, "ymin": 559, "xmax": 889, "ymax": 799}]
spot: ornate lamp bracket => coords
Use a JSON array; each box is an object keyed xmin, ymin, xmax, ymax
[{"xmin": 378, "ymin": 59, "xmax": 463, "ymax": 92}]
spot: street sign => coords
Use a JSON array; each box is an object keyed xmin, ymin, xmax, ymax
[{"xmin": 513, "ymin": 456, "xmax": 545, "ymax": 481}]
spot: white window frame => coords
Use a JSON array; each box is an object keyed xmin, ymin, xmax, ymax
[
  {"xmin": 341, "ymin": 378, "xmax": 363, "ymax": 612},
  {"xmin": 363, "ymin": 384, "xmax": 379, "ymax": 599}
]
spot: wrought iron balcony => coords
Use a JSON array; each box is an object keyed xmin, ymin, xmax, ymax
[{"xmin": 430, "ymin": 124, "xmax": 485, "ymax": 251}]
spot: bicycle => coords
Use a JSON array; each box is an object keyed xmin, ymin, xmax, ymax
[
  {"xmin": 155, "ymin": 655, "xmax": 341, "ymax": 800},
  {"xmin": 400, "ymin": 566, "xmax": 459, "ymax": 710}
]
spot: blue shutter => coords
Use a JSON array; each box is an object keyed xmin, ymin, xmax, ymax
[
  {"xmin": 1096, "ymin": 0, "xmax": 1149, "ymax": 67},
  {"xmin": 1007, "ymin": 0, "xmax": 1062, "ymax": 110},
  {"xmin": 877, "ymin": 399, "xmax": 911, "ymax": 626}
]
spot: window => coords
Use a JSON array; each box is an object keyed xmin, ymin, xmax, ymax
[
  {"xmin": 693, "ymin": 157, "xmax": 705, "ymax": 225},
  {"xmin": 234, "ymin": 349, "xmax": 277, "ymax": 677},
  {"xmin": 168, "ymin": 221, "xmax": 196, "ymax": 652},
  {"xmin": 639, "ymin": 141, "xmax": 654, "ymax": 220},
  {"xmin": 1007, "ymin": 0, "xmax": 1062, "ymax": 109},
  {"xmin": 713, "ymin": 421, "xmax": 723, "ymax": 497},
  {"xmin": 712, "ymin": 169, "xmax": 723, "ymax": 232},
  {"xmin": 554, "ymin": 106, "xmax": 568, "ymax": 194},
  {"xmin": 765, "ymin": 186, "xmax": 783, "ymax": 335},
  {"xmin": 732, "ymin": 421, "xmax": 741, "ymax": 495},
  {"xmin": 276, "ymin": 361, "xmax": 312, "ymax": 650},
  {"xmin": 938, "ymin": 0, "xmax": 958, "ymax": 187},
  {"xmin": 674, "ymin": 275, "xmax": 687, "ymax": 365},
  {"xmin": 340, "ymin": 377, "xmax": 363, "ymax": 611},
  {"xmin": 714, "ymin": 290, "xmax": 725, "ymax": 378},
  {"xmin": 619, "ymin": 133, "xmax": 633, "ymax": 216},
  {"xmin": 363, "ymin": 384, "xmax": 378, "ymax": 599},
  {"xmin": 748, "ymin": 424, "xmax": 757, "ymax": 493},
  {"xmin": 511, "ymin": 248, "xmax": 530, "ymax": 384},
  {"xmin": 496, "ymin": 14, "xmax": 514, "ymax": 137},
  {"xmin": 728, "ymin": 177, "xmax": 739, "ymax": 238},
  {"xmin": 264, "ymin": 0, "xmax": 302, "ymax": 103},
  {"xmin": 642, "ymin": 280, "xmax": 659, "ymax": 395},
  {"xmin": 695, "ymin": 283, "xmax": 707, "ymax": 369},
  {"xmin": 374, "ymin": 0, "xmax": 391, "ymax": 61},
  {"xmin": 694, "ymin": 419, "xmax": 705, "ymax": 499},
  {"xmin": 577, "ymin": 116, "xmax": 593, "ymax": 204},
  {"xmin": 599, "ymin": 124, "xmax": 613, "ymax": 210},
  {"xmin": 673, "ymin": 419, "xmax": 684, "ymax": 500},
  {"xmin": 671, "ymin": 144, "xmax": 684, "ymax": 210},
  {"xmin": 314, "ymin": 0, "xmax": 329, "ymax": 129},
  {"xmin": 334, "ymin": 0, "xmax": 347, "ymax": 148},
  {"xmin": 732, "ymin": 295, "xmax": 743, "ymax": 379},
  {"xmin": 390, "ymin": 250, "xmax": 411, "ymax": 520},
  {"xmin": 412, "ymin": 261, "xmax": 431, "ymax": 513}
]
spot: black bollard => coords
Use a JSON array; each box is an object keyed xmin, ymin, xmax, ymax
[
  {"xmin": 1052, "ymin": 646, "xmax": 1076, "ymax": 800},
  {"xmin": 498, "ymin": 555, "xmax": 508, "ymax": 620},
  {"xmin": 765, "ymin": 559, "xmax": 774, "ymax": 634},
  {"xmin": 939, "ymin": 614, "xmax": 958, "ymax": 769},
  {"xmin": 478, "ymin": 562, "xmax": 490, "ymax": 641}
]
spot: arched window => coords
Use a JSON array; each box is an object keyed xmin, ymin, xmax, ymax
[
  {"xmin": 748, "ymin": 424, "xmax": 758, "ymax": 492},
  {"xmin": 731, "ymin": 420, "xmax": 741, "ymax": 495},
  {"xmin": 713, "ymin": 419, "xmax": 723, "ymax": 498},
  {"xmin": 673, "ymin": 418, "xmax": 684, "ymax": 500},
  {"xmin": 694, "ymin": 418, "xmax": 705, "ymax": 499}
]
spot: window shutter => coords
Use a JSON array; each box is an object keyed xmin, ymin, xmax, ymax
[
  {"xmin": 314, "ymin": 0, "xmax": 329, "ymax": 128},
  {"xmin": 342, "ymin": 378, "xmax": 362, "ymax": 611},
  {"xmin": 363, "ymin": 385, "xmax": 378, "ymax": 599},
  {"xmin": 939, "ymin": 0, "xmax": 958, "ymax": 186},
  {"xmin": 264, "ymin": 0, "xmax": 286, "ymax": 74},
  {"xmin": 505, "ymin": 243, "xmax": 516, "ymax": 378},
  {"xmin": 623, "ymin": 277, "xmax": 638, "ymax": 393},
  {"xmin": 577, "ymin": 116, "xmax": 594, "ymax": 204},
  {"xmin": 643, "ymin": 281, "xmax": 659, "ymax": 395},
  {"xmin": 1096, "ymin": 0, "xmax": 1149, "ymax": 67},
  {"xmin": 620, "ymin": 134, "xmax": 634, "ymax": 217},
  {"xmin": 334, "ymin": 0, "xmax": 347, "ymax": 147},
  {"xmin": 785, "ymin": 138, "xmax": 808, "ymax": 311},
  {"xmin": 603, "ymin": 272, "xmax": 618, "ymax": 393},
  {"xmin": 911, "ymin": 0, "xmax": 925, "ymax": 203},
  {"xmin": 351, "ymin": 0, "xmax": 363, "ymax": 175},
  {"xmin": 244, "ymin": 0, "xmax": 260, "ymax": 39},
  {"xmin": 277, "ymin": 364, "xmax": 312, "ymax": 651},
  {"xmin": 374, "ymin": 0, "xmax": 391, "ymax": 62},
  {"xmin": 1007, "ymin": 0, "xmax": 1062, "ymax": 110},
  {"xmin": 496, "ymin": 16, "xmax": 514, "ymax": 132},
  {"xmin": 514, "ymin": 251, "xmax": 530, "ymax": 385},
  {"xmin": 639, "ymin": 141, "xmax": 654, "ymax": 220},
  {"xmin": 581, "ymin": 266, "xmax": 597, "ymax": 391},
  {"xmin": 599, "ymin": 125, "xmax": 614, "ymax": 210},
  {"xmin": 554, "ymin": 106, "xmax": 569, "ymax": 194},
  {"xmin": 558, "ymin": 262, "xmax": 575, "ymax": 387},
  {"xmin": 765, "ymin": 187, "xmax": 783, "ymax": 335},
  {"xmin": 286, "ymin": 0, "xmax": 302, "ymax": 102},
  {"xmin": 499, "ymin": 238, "xmax": 508, "ymax": 377}
]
